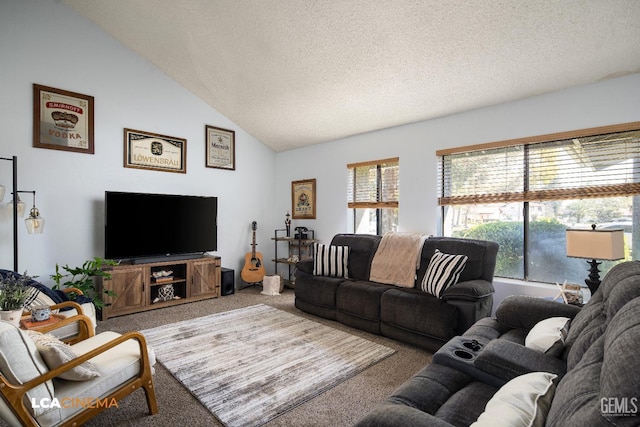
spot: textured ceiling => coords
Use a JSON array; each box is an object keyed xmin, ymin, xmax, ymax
[{"xmin": 63, "ymin": 0, "xmax": 640, "ymax": 152}]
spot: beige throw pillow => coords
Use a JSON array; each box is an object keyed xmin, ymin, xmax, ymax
[
  {"xmin": 26, "ymin": 331, "xmax": 101, "ymax": 381},
  {"xmin": 471, "ymin": 372, "xmax": 558, "ymax": 427}
]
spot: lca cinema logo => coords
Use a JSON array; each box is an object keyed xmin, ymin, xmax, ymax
[
  {"xmin": 31, "ymin": 397, "xmax": 119, "ymax": 410},
  {"xmin": 601, "ymin": 397, "xmax": 638, "ymax": 417}
]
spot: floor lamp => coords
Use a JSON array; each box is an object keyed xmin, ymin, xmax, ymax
[
  {"xmin": 0, "ymin": 156, "xmax": 45, "ymax": 272},
  {"xmin": 566, "ymin": 224, "xmax": 625, "ymax": 296}
]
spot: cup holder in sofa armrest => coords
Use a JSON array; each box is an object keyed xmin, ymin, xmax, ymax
[
  {"xmin": 432, "ymin": 336, "xmax": 506, "ymax": 388},
  {"xmin": 453, "ymin": 349, "xmax": 474, "ymax": 359},
  {"xmin": 473, "ymin": 339, "xmax": 567, "ymax": 383}
]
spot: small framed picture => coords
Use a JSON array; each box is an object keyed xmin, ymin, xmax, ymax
[
  {"xmin": 205, "ymin": 125, "xmax": 235, "ymax": 170},
  {"xmin": 292, "ymin": 179, "xmax": 316, "ymax": 219},
  {"xmin": 33, "ymin": 84, "xmax": 95, "ymax": 154},
  {"xmin": 123, "ymin": 128, "xmax": 187, "ymax": 174}
]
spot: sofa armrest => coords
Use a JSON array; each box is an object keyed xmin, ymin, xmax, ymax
[
  {"xmin": 50, "ymin": 300, "xmax": 85, "ymax": 316},
  {"xmin": 61, "ymin": 287, "xmax": 85, "ymax": 296},
  {"xmin": 33, "ymin": 314, "xmax": 95, "ymax": 343},
  {"xmin": 441, "ymin": 279, "xmax": 494, "ymax": 301},
  {"xmin": 474, "ymin": 339, "xmax": 567, "ymax": 383},
  {"xmin": 495, "ymin": 295, "xmax": 581, "ymax": 330},
  {"xmin": 296, "ymin": 259, "xmax": 314, "ymax": 275}
]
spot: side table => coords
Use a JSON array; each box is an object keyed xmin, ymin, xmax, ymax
[{"xmin": 20, "ymin": 314, "xmax": 65, "ymax": 331}]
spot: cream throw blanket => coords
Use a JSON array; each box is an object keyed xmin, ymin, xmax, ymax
[{"xmin": 369, "ymin": 232, "xmax": 427, "ymax": 287}]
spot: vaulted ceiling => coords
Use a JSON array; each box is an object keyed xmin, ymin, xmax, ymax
[{"xmin": 64, "ymin": 0, "xmax": 640, "ymax": 152}]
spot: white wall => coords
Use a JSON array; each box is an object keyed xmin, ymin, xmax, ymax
[
  {"xmin": 275, "ymin": 73, "xmax": 640, "ymax": 307},
  {"xmin": 3, "ymin": 0, "xmax": 639, "ymax": 306},
  {"xmin": 0, "ymin": 0, "xmax": 276, "ymax": 286}
]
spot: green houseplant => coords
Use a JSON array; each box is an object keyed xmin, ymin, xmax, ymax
[
  {"xmin": 0, "ymin": 272, "xmax": 31, "ymax": 326},
  {"xmin": 51, "ymin": 257, "xmax": 118, "ymax": 308}
]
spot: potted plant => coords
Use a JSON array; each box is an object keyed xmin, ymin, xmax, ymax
[
  {"xmin": 0, "ymin": 272, "xmax": 31, "ymax": 326},
  {"xmin": 51, "ymin": 257, "xmax": 118, "ymax": 308}
]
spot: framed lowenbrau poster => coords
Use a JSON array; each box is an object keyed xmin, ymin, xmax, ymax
[
  {"xmin": 205, "ymin": 125, "xmax": 235, "ymax": 170},
  {"xmin": 124, "ymin": 128, "xmax": 187, "ymax": 174},
  {"xmin": 292, "ymin": 179, "xmax": 316, "ymax": 219},
  {"xmin": 33, "ymin": 84, "xmax": 95, "ymax": 154}
]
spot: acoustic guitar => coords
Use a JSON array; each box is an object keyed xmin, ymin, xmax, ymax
[{"xmin": 241, "ymin": 221, "xmax": 266, "ymax": 284}]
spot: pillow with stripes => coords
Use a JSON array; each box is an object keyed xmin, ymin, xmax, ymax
[
  {"xmin": 24, "ymin": 287, "xmax": 60, "ymax": 314},
  {"xmin": 421, "ymin": 249, "xmax": 468, "ymax": 298},
  {"xmin": 313, "ymin": 243, "xmax": 349, "ymax": 278}
]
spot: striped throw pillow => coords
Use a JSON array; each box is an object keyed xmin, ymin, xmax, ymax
[
  {"xmin": 313, "ymin": 243, "xmax": 349, "ymax": 278},
  {"xmin": 421, "ymin": 249, "xmax": 468, "ymax": 298},
  {"xmin": 24, "ymin": 287, "xmax": 60, "ymax": 313}
]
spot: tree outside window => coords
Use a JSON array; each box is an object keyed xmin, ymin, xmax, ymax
[{"xmin": 438, "ymin": 124, "xmax": 640, "ymax": 285}]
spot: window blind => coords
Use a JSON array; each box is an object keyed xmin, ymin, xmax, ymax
[
  {"xmin": 438, "ymin": 127, "xmax": 640, "ymax": 206},
  {"xmin": 348, "ymin": 157, "xmax": 399, "ymax": 208}
]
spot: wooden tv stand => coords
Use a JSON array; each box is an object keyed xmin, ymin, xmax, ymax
[{"xmin": 97, "ymin": 256, "xmax": 221, "ymax": 320}]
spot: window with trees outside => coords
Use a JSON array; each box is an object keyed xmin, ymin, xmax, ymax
[
  {"xmin": 438, "ymin": 122, "xmax": 640, "ymax": 285},
  {"xmin": 348, "ymin": 157, "xmax": 399, "ymax": 235}
]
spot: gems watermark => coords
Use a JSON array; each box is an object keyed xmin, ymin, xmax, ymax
[{"xmin": 601, "ymin": 397, "xmax": 638, "ymax": 417}]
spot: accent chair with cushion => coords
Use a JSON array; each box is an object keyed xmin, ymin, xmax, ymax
[
  {"xmin": 0, "ymin": 314, "xmax": 157, "ymax": 426},
  {"xmin": 295, "ymin": 234, "xmax": 499, "ymax": 351},
  {"xmin": 0, "ymin": 270, "xmax": 97, "ymax": 343}
]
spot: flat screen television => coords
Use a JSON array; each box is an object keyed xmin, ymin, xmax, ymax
[{"xmin": 105, "ymin": 191, "xmax": 217, "ymax": 263}]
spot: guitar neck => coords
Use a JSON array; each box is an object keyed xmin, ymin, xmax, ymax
[{"xmin": 251, "ymin": 230, "xmax": 257, "ymax": 257}]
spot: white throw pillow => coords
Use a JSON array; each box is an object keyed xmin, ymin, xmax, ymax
[
  {"xmin": 421, "ymin": 249, "xmax": 468, "ymax": 298},
  {"xmin": 471, "ymin": 372, "xmax": 558, "ymax": 427},
  {"xmin": 313, "ymin": 243, "xmax": 349, "ymax": 277},
  {"xmin": 525, "ymin": 317, "xmax": 571, "ymax": 356},
  {"xmin": 27, "ymin": 330, "xmax": 101, "ymax": 381}
]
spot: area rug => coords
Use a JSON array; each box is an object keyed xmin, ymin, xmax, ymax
[{"xmin": 141, "ymin": 304, "xmax": 395, "ymax": 427}]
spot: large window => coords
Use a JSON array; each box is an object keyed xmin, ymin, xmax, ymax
[
  {"xmin": 348, "ymin": 157, "xmax": 399, "ymax": 235},
  {"xmin": 438, "ymin": 123, "xmax": 640, "ymax": 283}
]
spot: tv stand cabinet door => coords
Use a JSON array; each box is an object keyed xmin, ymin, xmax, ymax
[
  {"xmin": 190, "ymin": 258, "xmax": 220, "ymax": 299},
  {"xmin": 99, "ymin": 265, "xmax": 145, "ymax": 320}
]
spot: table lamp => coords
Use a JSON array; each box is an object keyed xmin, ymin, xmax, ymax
[{"xmin": 566, "ymin": 224, "xmax": 625, "ymax": 296}]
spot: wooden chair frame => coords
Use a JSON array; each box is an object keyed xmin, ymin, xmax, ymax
[{"xmin": 0, "ymin": 315, "xmax": 158, "ymax": 426}]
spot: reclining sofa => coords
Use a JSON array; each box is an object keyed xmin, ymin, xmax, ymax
[
  {"xmin": 295, "ymin": 234, "xmax": 499, "ymax": 351},
  {"xmin": 355, "ymin": 260, "xmax": 640, "ymax": 426}
]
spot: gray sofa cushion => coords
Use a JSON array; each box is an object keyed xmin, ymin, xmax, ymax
[
  {"xmin": 330, "ymin": 234, "xmax": 381, "ymax": 281},
  {"xmin": 294, "ymin": 273, "xmax": 344, "ymax": 317},
  {"xmin": 355, "ymin": 363, "xmax": 497, "ymax": 426},
  {"xmin": 336, "ymin": 280, "xmax": 389, "ymax": 334},
  {"xmin": 381, "ymin": 288, "xmax": 458, "ymax": 341},
  {"xmin": 563, "ymin": 261, "xmax": 640, "ymax": 369},
  {"xmin": 547, "ymin": 298, "xmax": 640, "ymax": 426}
]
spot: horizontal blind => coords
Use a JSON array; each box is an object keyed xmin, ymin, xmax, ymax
[
  {"xmin": 348, "ymin": 157, "xmax": 399, "ymax": 208},
  {"xmin": 439, "ymin": 129, "xmax": 640, "ymax": 206}
]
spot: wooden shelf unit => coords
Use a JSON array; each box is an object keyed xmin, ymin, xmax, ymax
[
  {"xmin": 271, "ymin": 229, "xmax": 318, "ymax": 288},
  {"xmin": 97, "ymin": 256, "xmax": 221, "ymax": 320}
]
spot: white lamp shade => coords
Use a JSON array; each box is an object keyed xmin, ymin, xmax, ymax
[
  {"xmin": 566, "ymin": 228, "xmax": 625, "ymax": 260},
  {"xmin": 7, "ymin": 199, "xmax": 26, "ymax": 217},
  {"xmin": 25, "ymin": 216, "xmax": 45, "ymax": 234}
]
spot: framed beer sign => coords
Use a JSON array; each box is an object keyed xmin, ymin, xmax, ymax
[
  {"xmin": 33, "ymin": 84, "xmax": 95, "ymax": 154},
  {"xmin": 291, "ymin": 178, "xmax": 316, "ymax": 219},
  {"xmin": 124, "ymin": 128, "xmax": 187, "ymax": 174},
  {"xmin": 205, "ymin": 125, "xmax": 235, "ymax": 170}
]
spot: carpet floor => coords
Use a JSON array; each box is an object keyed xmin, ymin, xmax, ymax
[
  {"xmin": 141, "ymin": 304, "xmax": 395, "ymax": 426},
  {"xmin": 82, "ymin": 287, "xmax": 432, "ymax": 427}
]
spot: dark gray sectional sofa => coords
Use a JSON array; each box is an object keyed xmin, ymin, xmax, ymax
[
  {"xmin": 355, "ymin": 261, "xmax": 640, "ymax": 426},
  {"xmin": 294, "ymin": 234, "xmax": 499, "ymax": 351}
]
